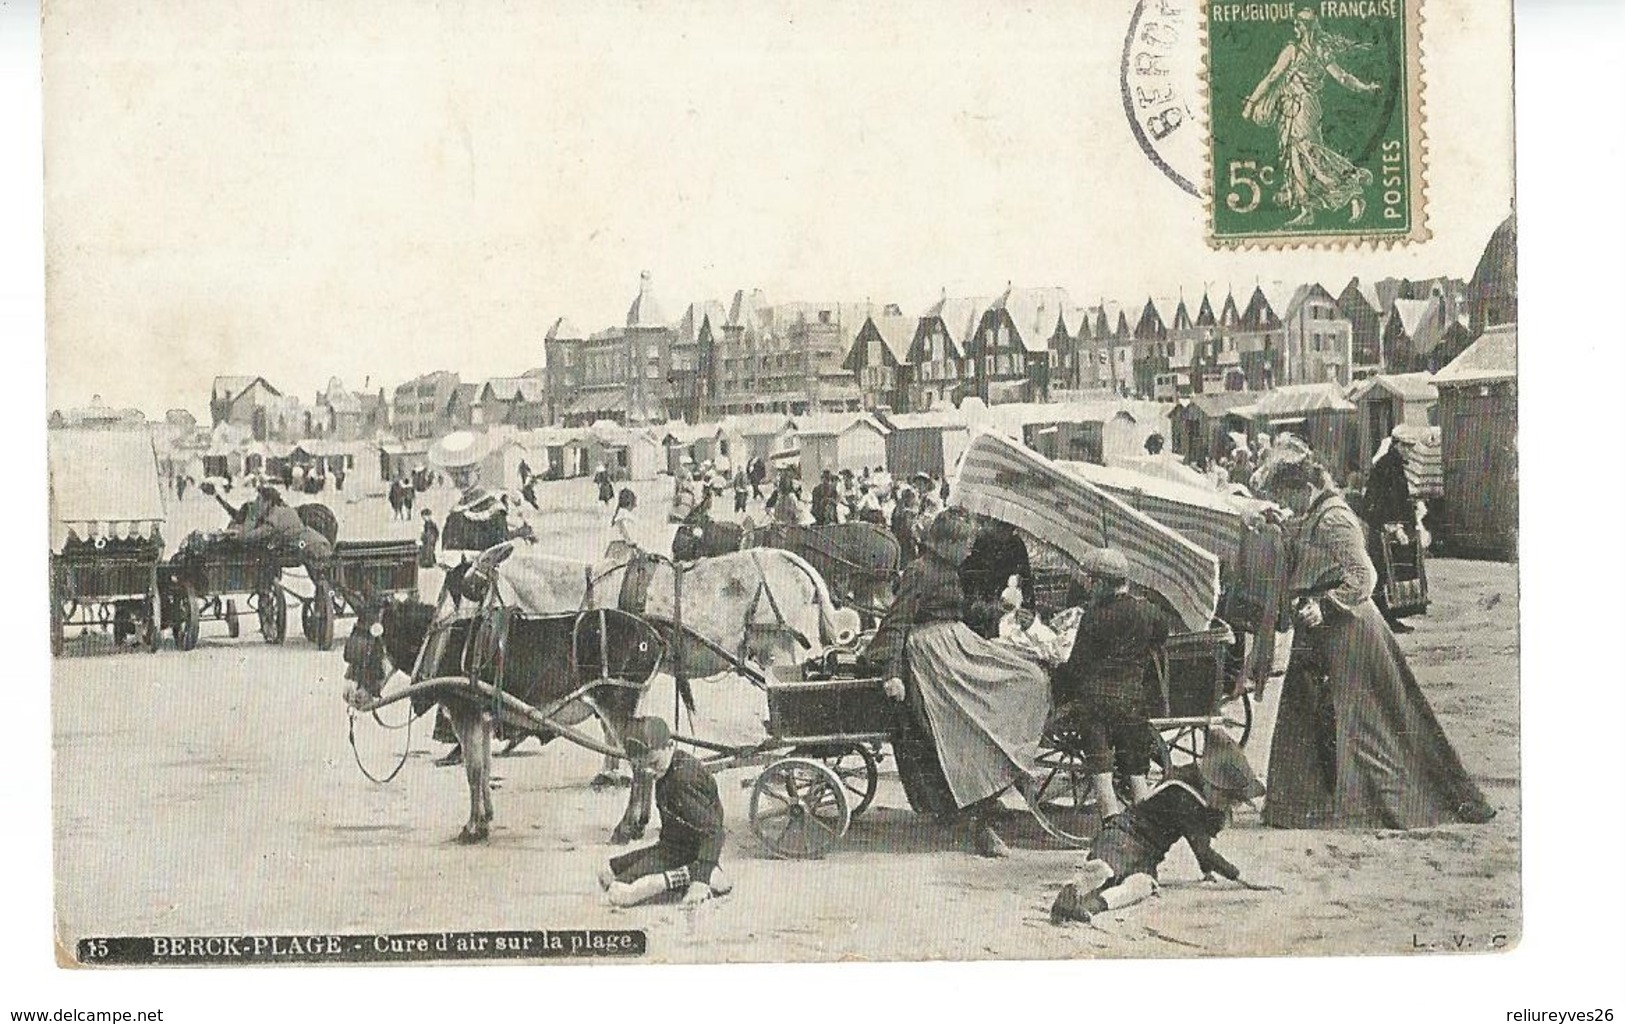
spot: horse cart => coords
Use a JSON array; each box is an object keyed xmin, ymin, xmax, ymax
[
  {"xmin": 47, "ymin": 428, "xmax": 168, "ymax": 656},
  {"xmin": 162, "ymin": 502, "xmax": 397, "ymax": 652}
]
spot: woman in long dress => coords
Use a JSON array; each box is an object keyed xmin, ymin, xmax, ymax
[
  {"xmin": 1256, "ymin": 453, "xmax": 1495, "ymax": 829},
  {"xmin": 868, "ymin": 510, "xmax": 1051, "ymax": 857}
]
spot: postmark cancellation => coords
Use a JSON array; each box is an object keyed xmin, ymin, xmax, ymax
[{"xmin": 1202, "ymin": 0, "xmax": 1427, "ymax": 248}]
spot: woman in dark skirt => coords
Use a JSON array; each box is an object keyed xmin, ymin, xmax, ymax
[
  {"xmin": 1256, "ymin": 453, "xmax": 1495, "ymax": 830},
  {"xmin": 866, "ymin": 510, "xmax": 1050, "ymax": 856}
]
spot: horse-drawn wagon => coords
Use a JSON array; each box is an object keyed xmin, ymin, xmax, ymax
[
  {"xmin": 47, "ymin": 428, "xmax": 168, "ymax": 655},
  {"xmin": 344, "ymin": 428, "xmax": 1253, "ymax": 856}
]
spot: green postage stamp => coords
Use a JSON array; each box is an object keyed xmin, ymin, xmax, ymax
[{"xmin": 1203, "ymin": 0, "xmax": 1426, "ymax": 247}]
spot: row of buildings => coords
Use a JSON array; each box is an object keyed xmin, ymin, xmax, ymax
[
  {"xmin": 535, "ymin": 214, "xmax": 1515, "ymax": 425},
  {"xmin": 102, "ymin": 215, "xmax": 1512, "ymax": 442}
]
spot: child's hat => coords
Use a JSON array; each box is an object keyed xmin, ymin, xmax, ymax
[
  {"xmin": 1082, "ymin": 547, "xmax": 1131, "ymax": 580},
  {"xmin": 1198, "ymin": 731, "xmax": 1265, "ymax": 800},
  {"xmin": 623, "ymin": 716, "xmax": 673, "ymax": 763}
]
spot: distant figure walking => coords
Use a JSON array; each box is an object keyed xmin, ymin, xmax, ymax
[{"xmin": 418, "ymin": 509, "xmax": 440, "ymax": 569}]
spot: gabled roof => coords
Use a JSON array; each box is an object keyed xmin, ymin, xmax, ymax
[
  {"xmin": 1336, "ymin": 277, "xmax": 1380, "ymax": 319},
  {"xmin": 1219, "ymin": 292, "xmax": 1242, "ymax": 329},
  {"xmin": 1115, "ymin": 309, "xmax": 1132, "ymax": 341},
  {"xmin": 794, "ymin": 411, "xmax": 890, "ymax": 438},
  {"xmin": 917, "ymin": 295, "xmax": 990, "ymax": 359},
  {"xmin": 1188, "ymin": 391, "xmax": 1263, "ymax": 417},
  {"xmin": 870, "ymin": 313, "xmax": 919, "ymax": 364},
  {"xmin": 727, "ymin": 288, "xmax": 773, "ymax": 334},
  {"xmin": 1391, "ymin": 297, "xmax": 1430, "ymax": 341},
  {"xmin": 990, "ymin": 285, "xmax": 1071, "ymax": 354},
  {"xmin": 480, "ymin": 378, "xmax": 547, "ymax": 404},
  {"xmin": 1434, "ymin": 324, "xmax": 1516, "ymax": 385},
  {"xmin": 545, "ymin": 317, "xmax": 585, "ymax": 342},
  {"xmin": 675, "ymin": 300, "xmax": 729, "ymax": 346},
  {"xmin": 1282, "ymin": 282, "xmax": 1338, "ymax": 322},
  {"xmin": 1239, "ymin": 286, "xmax": 1281, "ymax": 331},
  {"xmin": 1247, "ymin": 383, "xmax": 1356, "ymax": 416},
  {"xmin": 1133, "ymin": 298, "xmax": 1169, "ymax": 341},
  {"xmin": 1171, "ymin": 297, "xmax": 1193, "ymax": 332},
  {"xmin": 212, "ymin": 375, "xmax": 282, "ymax": 404},
  {"xmin": 1195, "ymin": 293, "xmax": 1217, "ymax": 328},
  {"xmin": 1347, "ymin": 372, "xmax": 1438, "ymax": 404}
]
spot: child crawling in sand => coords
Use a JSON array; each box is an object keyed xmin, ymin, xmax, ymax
[
  {"xmin": 597, "ymin": 717, "xmax": 733, "ymax": 907},
  {"xmin": 1050, "ymin": 731, "xmax": 1282, "ymax": 924}
]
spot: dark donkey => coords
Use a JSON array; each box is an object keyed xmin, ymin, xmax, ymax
[{"xmin": 342, "ymin": 598, "xmax": 763, "ymax": 846}]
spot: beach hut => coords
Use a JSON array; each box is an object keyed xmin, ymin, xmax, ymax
[
  {"xmin": 1167, "ymin": 393, "xmax": 1258, "ymax": 464},
  {"xmin": 715, "ymin": 414, "xmax": 797, "ymax": 465},
  {"xmin": 477, "ymin": 435, "xmax": 533, "ymax": 492},
  {"xmin": 1348, "ymin": 372, "xmax": 1439, "ymax": 461},
  {"xmin": 1100, "ymin": 403, "xmax": 1168, "ymax": 464},
  {"xmin": 659, "ymin": 422, "xmax": 715, "ymax": 477},
  {"xmin": 882, "ymin": 409, "xmax": 970, "ymax": 481},
  {"xmin": 794, "ymin": 413, "xmax": 891, "ymax": 481},
  {"xmin": 1022, "ymin": 405, "xmax": 1104, "ymax": 464},
  {"xmin": 1432, "ymin": 324, "xmax": 1516, "ymax": 558},
  {"xmin": 377, "ymin": 439, "xmax": 429, "ymax": 486},
  {"xmin": 1240, "ymin": 384, "xmax": 1360, "ymax": 482}
]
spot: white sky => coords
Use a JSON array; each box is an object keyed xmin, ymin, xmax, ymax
[{"xmin": 43, "ymin": 0, "xmax": 1513, "ymax": 420}]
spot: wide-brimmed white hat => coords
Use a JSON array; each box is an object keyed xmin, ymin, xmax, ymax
[{"xmin": 429, "ymin": 431, "xmax": 490, "ymax": 470}]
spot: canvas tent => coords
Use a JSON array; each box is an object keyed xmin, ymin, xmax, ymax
[{"xmin": 950, "ymin": 429, "xmax": 1221, "ymax": 631}]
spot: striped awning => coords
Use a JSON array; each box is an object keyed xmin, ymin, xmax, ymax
[{"xmin": 949, "ymin": 429, "xmax": 1220, "ymax": 631}]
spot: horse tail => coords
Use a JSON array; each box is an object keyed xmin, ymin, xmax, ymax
[
  {"xmin": 768, "ymin": 549, "xmax": 860, "ymax": 648},
  {"xmin": 677, "ymin": 676, "xmax": 696, "ymax": 715}
]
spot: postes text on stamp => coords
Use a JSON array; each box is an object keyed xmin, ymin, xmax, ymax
[{"xmin": 1203, "ymin": 0, "xmax": 1425, "ymax": 247}]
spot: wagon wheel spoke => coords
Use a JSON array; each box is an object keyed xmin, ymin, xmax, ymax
[
  {"xmin": 753, "ymin": 804, "xmax": 795, "ymax": 823},
  {"xmin": 757, "ymin": 787, "xmax": 796, "ymax": 811},
  {"xmin": 807, "ymin": 809, "xmax": 841, "ymax": 841}
]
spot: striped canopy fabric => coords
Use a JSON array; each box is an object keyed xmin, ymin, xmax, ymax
[
  {"xmin": 1060, "ymin": 460, "xmax": 1269, "ymax": 572},
  {"xmin": 949, "ymin": 429, "xmax": 1220, "ymax": 631}
]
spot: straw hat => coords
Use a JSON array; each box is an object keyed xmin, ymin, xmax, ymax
[{"xmin": 429, "ymin": 431, "xmax": 490, "ymax": 471}]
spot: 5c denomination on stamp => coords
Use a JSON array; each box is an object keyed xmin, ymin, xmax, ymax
[{"xmin": 1202, "ymin": 0, "xmax": 1426, "ymax": 247}]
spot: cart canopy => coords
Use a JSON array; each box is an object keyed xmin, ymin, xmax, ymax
[
  {"xmin": 48, "ymin": 428, "xmax": 167, "ymax": 551},
  {"xmin": 949, "ymin": 429, "xmax": 1220, "ymax": 631}
]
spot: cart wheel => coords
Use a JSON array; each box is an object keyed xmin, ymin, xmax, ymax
[
  {"xmin": 50, "ymin": 596, "xmax": 64, "ymax": 658},
  {"xmin": 300, "ymin": 598, "xmax": 317, "ymax": 642},
  {"xmin": 1217, "ymin": 691, "xmax": 1253, "ymax": 748},
  {"xmin": 178, "ymin": 585, "xmax": 200, "ymax": 651},
  {"xmin": 1030, "ymin": 728, "xmax": 1095, "ymax": 849},
  {"xmin": 259, "ymin": 587, "xmax": 287, "ymax": 644},
  {"xmin": 225, "ymin": 600, "xmax": 240, "ymax": 639},
  {"xmin": 312, "ymin": 584, "xmax": 335, "ymax": 651},
  {"xmin": 793, "ymin": 744, "xmax": 879, "ymax": 819},
  {"xmin": 750, "ymin": 758, "xmax": 850, "ymax": 860}
]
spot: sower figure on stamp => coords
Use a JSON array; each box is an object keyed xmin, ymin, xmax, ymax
[
  {"xmin": 597, "ymin": 717, "xmax": 733, "ymax": 908},
  {"xmin": 1049, "ymin": 732, "xmax": 1282, "ymax": 925},
  {"xmin": 1242, "ymin": 10, "xmax": 1381, "ymax": 228}
]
